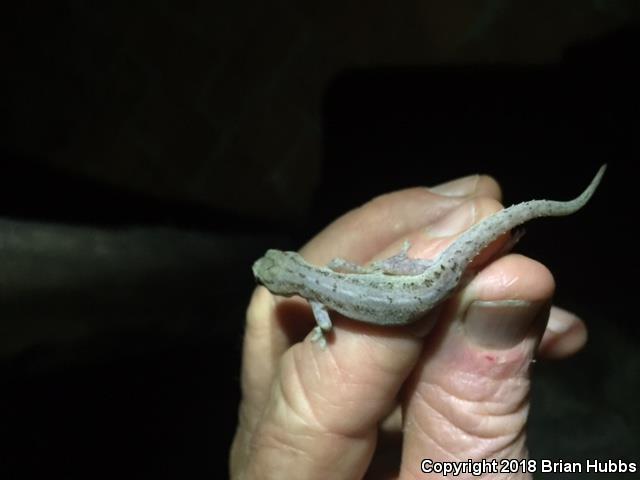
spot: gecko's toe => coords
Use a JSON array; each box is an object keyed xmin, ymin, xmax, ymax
[{"xmin": 310, "ymin": 326, "xmax": 328, "ymax": 349}]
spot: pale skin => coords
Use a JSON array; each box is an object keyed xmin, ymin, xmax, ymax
[{"xmin": 230, "ymin": 172, "xmax": 589, "ymax": 480}]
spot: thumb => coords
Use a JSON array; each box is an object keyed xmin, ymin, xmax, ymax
[{"xmin": 400, "ymin": 254, "xmax": 553, "ymax": 479}]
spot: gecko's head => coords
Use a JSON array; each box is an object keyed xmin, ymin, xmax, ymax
[{"xmin": 252, "ymin": 249, "xmax": 290, "ymax": 288}]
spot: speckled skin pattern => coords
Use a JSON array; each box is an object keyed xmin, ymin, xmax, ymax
[{"xmin": 253, "ymin": 165, "xmax": 605, "ymax": 341}]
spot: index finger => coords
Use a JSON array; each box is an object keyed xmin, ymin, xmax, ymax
[{"xmin": 300, "ymin": 175, "xmax": 501, "ymax": 265}]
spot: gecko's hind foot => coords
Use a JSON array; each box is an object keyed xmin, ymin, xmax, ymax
[{"xmin": 370, "ymin": 240, "xmax": 433, "ymax": 275}]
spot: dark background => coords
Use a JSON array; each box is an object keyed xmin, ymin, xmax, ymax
[{"xmin": 2, "ymin": 2, "xmax": 639, "ymax": 478}]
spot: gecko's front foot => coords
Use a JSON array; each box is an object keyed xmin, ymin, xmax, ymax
[
  {"xmin": 310, "ymin": 326, "xmax": 328, "ymax": 349},
  {"xmin": 309, "ymin": 300, "xmax": 333, "ymax": 349}
]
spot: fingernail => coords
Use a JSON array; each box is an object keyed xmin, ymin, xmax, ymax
[
  {"xmin": 546, "ymin": 307, "xmax": 578, "ymax": 334},
  {"xmin": 464, "ymin": 300, "xmax": 547, "ymax": 349},
  {"xmin": 427, "ymin": 202, "xmax": 476, "ymax": 238},
  {"xmin": 428, "ymin": 174, "xmax": 480, "ymax": 197}
]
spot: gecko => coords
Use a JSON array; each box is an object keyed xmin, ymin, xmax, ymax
[{"xmin": 253, "ymin": 165, "xmax": 606, "ymax": 347}]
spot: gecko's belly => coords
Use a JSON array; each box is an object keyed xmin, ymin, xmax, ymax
[
  {"xmin": 293, "ymin": 261, "xmax": 459, "ymax": 326},
  {"xmin": 322, "ymin": 290, "xmax": 445, "ymax": 326}
]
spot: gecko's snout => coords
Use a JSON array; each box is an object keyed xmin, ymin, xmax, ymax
[
  {"xmin": 252, "ymin": 258, "xmax": 267, "ymax": 285},
  {"xmin": 252, "ymin": 250, "xmax": 280, "ymax": 286}
]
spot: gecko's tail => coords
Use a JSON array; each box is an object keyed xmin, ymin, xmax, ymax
[
  {"xmin": 433, "ymin": 164, "xmax": 606, "ymax": 273},
  {"xmin": 498, "ymin": 163, "xmax": 607, "ymax": 221},
  {"xmin": 567, "ymin": 164, "xmax": 607, "ymax": 212},
  {"xmin": 530, "ymin": 163, "xmax": 606, "ymax": 217}
]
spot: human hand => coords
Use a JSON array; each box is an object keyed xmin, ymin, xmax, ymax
[{"xmin": 231, "ymin": 173, "xmax": 587, "ymax": 479}]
